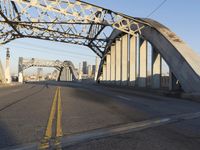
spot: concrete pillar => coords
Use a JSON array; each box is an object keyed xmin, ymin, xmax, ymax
[
  {"xmin": 102, "ymin": 64, "xmax": 107, "ymax": 83},
  {"xmin": 67, "ymin": 68, "xmax": 70, "ymax": 81},
  {"xmin": 70, "ymin": 72, "xmax": 73, "ymax": 81},
  {"xmin": 78, "ymin": 63, "xmax": 82, "ymax": 80},
  {"xmin": 5, "ymin": 48, "xmax": 11, "ymax": 84},
  {"xmin": 106, "ymin": 54, "xmax": 111, "ymax": 82},
  {"xmin": 110, "ymin": 44, "xmax": 116, "ymax": 84},
  {"xmin": 115, "ymin": 38, "xmax": 122, "ymax": 85},
  {"xmin": 129, "ymin": 35, "xmax": 137, "ymax": 86},
  {"xmin": 121, "ymin": 34, "xmax": 128, "ymax": 85},
  {"xmin": 151, "ymin": 48, "xmax": 161, "ymax": 89},
  {"xmin": 138, "ymin": 39, "xmax": 147, "ymax": 87},
  {"xmin": 18, "ymin": 72, "xmax": 23, "ymax": 83},
  {"xmin": 94, "ymin": 56, "xmax": 99, "ymax": 81}
]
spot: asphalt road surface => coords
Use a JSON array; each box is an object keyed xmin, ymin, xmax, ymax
[{"xmin": 0, "ymin": 81, "xmax": 200, "ymax": 150}]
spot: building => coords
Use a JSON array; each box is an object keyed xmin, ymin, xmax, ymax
[
  {"xmin": 82, "ymin": 61, "xmax": 87, "ymax": 74},
  {"xmin": 92, "ymin": 65, "xmax": 96, "ymax": 75}
]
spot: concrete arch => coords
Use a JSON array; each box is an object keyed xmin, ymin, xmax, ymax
[{"xmin": 99, "ymin": 18, "xmax": 200, "ymax": 93}]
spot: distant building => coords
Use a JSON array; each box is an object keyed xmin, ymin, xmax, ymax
[
  {"xmin": 82, "ymin": 61, "xmax": 87, "ymax": 74},
  {"xmin": 92, "ymin": 65, "xmax": 96, "ymax": 75}
]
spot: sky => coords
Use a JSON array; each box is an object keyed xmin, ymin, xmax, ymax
[{"xmin": 0, "ymin": 0, "xmax": 200, "ymax": 75}]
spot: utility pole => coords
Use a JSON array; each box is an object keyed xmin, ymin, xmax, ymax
[{"xmin": 5, "ymin": 48, "xmax": 11, "ymax": 84}]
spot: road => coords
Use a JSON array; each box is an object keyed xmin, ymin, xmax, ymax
[{"xmin": 0, "ymin": 81, "xmax": 200, "ymax": 150}]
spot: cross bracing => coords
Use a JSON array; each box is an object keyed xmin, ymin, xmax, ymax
[{"xmin": 0, "ymin": 0, "xmax": 148, "ymax": 57}]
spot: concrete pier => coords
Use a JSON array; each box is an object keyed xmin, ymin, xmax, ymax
[
  {"xmin": 115, "ymin": 38, "xmax": 122, "ymax": 85},
  {"xmin": 138, "ymin": 39, "xmax": 147, "ymax": 88},
  {"xmin": 129, "ymin": 35, "xmax": 137, "ymax": 86},
  {"xmin": 152, "ymin": 48, "xmax": 161, "ymax": 89}
]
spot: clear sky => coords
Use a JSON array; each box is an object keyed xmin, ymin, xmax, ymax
[{"xmin": 0, "ymin": 0, "xmax": 200, "ymax": 75}]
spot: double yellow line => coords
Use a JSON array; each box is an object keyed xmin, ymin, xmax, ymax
[{"xmin": 39, "ymin": 87, "xmax": 63, "ymax": 149}]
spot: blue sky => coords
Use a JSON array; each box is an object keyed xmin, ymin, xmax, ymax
[{"xmin": 0, "ymin": 0, "xmax": 200, "ymax": 75}]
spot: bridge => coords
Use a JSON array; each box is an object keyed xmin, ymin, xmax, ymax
[
  {"xmin": 18, "ymin": 57, "xmax": 78, "ymax": 82},
  {"xmin": 0, "ymin": 0, "xmax": 200, "ymax": 150},
  {"xmin": 0, "ymin": 0, "xmax": 199, "ymax": 94}
]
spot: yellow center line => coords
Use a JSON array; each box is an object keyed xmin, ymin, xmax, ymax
[
  {"xmin": 54, "ymin": 87, "xmax": 63, "ymax": 150},
  {"xmin": 39, "ymin": 87, "xmax": 64, "ymax": 149},
  {"xmin": 56, "ymin": 87, "xmax": 63, "ymax": 137},
  {"xmin": 39, "ymin": 87, "xmax": 59, "ymax": 149}
]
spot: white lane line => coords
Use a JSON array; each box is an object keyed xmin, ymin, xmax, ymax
[
  {"xmin": 117, "ymin": 95, "xmax": 131, "ymax": 101},
  {"xmin": 8, "ymin": 111, "xmax": 200, "ymax": 150},
  {"xmin": 60, "ymin": 111, "xmax": 200, "ymax": 148}
]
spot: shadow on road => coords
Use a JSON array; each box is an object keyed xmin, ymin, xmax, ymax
[
  {"xmin": 0, "ymin": 120, "xmax": 18, "ymax": 149},
  {"xmin": 0, "ymin": 85, "xmax": 46, "ymax": 112}
]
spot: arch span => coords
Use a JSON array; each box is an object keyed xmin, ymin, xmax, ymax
[
  {"xmin": 18, "ymin": 57, "xmax": 78, "ymax": 82},
  {"xmin": 98, "ymin": 19, "xmax": 200, "ymax": 93}
]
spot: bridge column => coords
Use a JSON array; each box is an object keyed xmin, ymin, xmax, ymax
[
  {"xmin": 67, "ymin": 68, "xmax": 71, "ymax": 81},
  {"xmin": 121, "ymin": 34, "xmax": 128, "ymax": 85},
  {"xmin": 5, "ymin": 48, "xmax": 11, "ymax": 84},
  {"xmin": 115, "ymin": 38, "xmax": 122, "ymax": 85},
  {"xmin": 110, "ymin": 44, "xmax": 116, "ymax": 84},
  {"xmin": 138, "ymin": 39, "xmax": 147, "ymax": 87},
  {"xmin": 106, "ymin": 53, "xmax": 111, "ymax": 83},
  {"xmin": 78, "ymin": 63, "xmax": 82, "ymax": 80},
  {"xmin": 129, "ymin": 35, "xmax": 137, "ymax": 86},
  {"xmin": 151, "ymin": 48, "xmax": 161, "ymax": 89},
  {"xmin": 94, "ymin": 56, "xmax": 99, "ymax": 81},
  {"xmin": 68, "ymin": 69, "xmax": 72, "ymax": 81},
  {"xmin": 102, "ymin": 63, "xmax": 107, "ymax": 83}
]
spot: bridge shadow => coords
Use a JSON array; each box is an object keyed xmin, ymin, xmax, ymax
[
  {"xmin": 0, "ymin": 85, "xmax": 47, "ymax": 148},
  {"xmin": 0, "ymin": 85, "xmax": 45, "ymax": 112},
  {"xmin": 0, "ymin": 120, "xmax": 19, "ymax": 149},
  {"xmin": 25, "ymin": 81, "xmax": 90, "ymax": 89}
]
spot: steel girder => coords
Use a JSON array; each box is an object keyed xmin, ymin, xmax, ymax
[
  {"xmin": 18, "ymin": 57, "xmax": 78, "ymax": 79},
  {"xmin": 0, "ymin": 0, "xmax": 149, "ymax": 57}
]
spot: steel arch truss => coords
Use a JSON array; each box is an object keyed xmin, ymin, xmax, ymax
[
  {"xmin": 0, "ymin": 0, "xmax": 148, "ymax": 57},
  {"xmin": 18, "ymin": 57, "xmax": 78, "ymax": 79}
]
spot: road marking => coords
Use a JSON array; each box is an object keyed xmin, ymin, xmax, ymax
[
  {"xmin": 60, "ymin": 111, "xmax": 200, "ymax": 148},
  {"xmin": 117, "ymin": 95, "xmax": 131, "ymax": 101},
  {"xmin": 39, "ymin": 87, "xmax": 63, "ymax": 149},
  {"xmin": 56, "ymin": 87, "xmax": 63, "ymax": 137},
  {"xmin": 8, "ymin": 111, "xmax": 200, "ymax": 150},
  {"xmin": 55, "ymin": 87, "xmax": 63, "ymax": 150}
]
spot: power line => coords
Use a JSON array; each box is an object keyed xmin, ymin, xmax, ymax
[
  {"xmin": 2, "ymin": 43, "xmax": 96, "ymax": 58},
  {"xmin": 14, "ymin": 41, "xmax": 96, "ymax": 57},
  {"xmin": 146, "ymin": 0, "xmax": 168, "ymax": 17}
]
